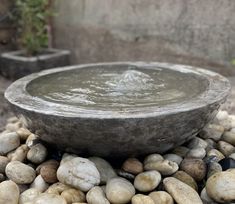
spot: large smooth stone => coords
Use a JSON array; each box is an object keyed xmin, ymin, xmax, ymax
[
  {"xmin": 163, "ymin": 177, "xmax": 203, "ymax": 204},
  {"xmin": 6, "ymin": 161, "xmax": 36, "ymax": 184},
  {"xmin": 106, "ymin": 177, "xmax": 135, "ymax": 203},
  {"xmin": 206, "ymin": 171, "xmax": 235, "ymax": 203},
  {"xmin": 0, "ymin": 180, "xmax": 19, "ymax": 204},
  {"xmin": 5, "ymin": 62, "xmax": 230, "ymax": 157},
  {"xmin": 57, "ymin": 157, "xmax": 100, "ymax": 192}
]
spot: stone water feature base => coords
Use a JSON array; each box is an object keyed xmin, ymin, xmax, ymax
[
  {"xmin": 4, "ymin": 62, "xmax": 231, "ymax": 157},
  {"xmin": 0, "ymin": 109, "xmax": 235, "ymax": 203}
]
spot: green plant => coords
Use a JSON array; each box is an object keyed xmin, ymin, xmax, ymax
[
  {"xmin": 232, "ymin": 59, "xmax": 235, "ymax": 66},
  {"xmin": 14, "ymin": 0, "xmax": 53, "ymax": 56}
]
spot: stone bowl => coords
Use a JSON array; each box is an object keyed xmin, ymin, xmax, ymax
[{"xmin": 4, "ymin": 62, "xmax": 231, "ymax": 157}]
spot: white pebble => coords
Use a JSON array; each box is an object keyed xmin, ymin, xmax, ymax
[
  {"xmin": 19, "ymin": 188, "xmax": 41, "ymax": 204},
  {"xmin": 132, "ymin": 194, "xmax": 155, "ymax": 204},
  {"xmin": 144, "ymin": 154, "xmax": 164, "ymax": 165},
  {"xmin": 27, "ymin": 143, "xmax": 47, "ymax": 164},
  {"xmin": 60, "ymin": 153, "xmax": 77, "ymax": 165},
  {"xmin": 207, "ymin": 149, "xmax": 225, "ymax": 162},
  {"xmin": 221, "ymin": 131, "xmax": 235, "ymax": 146},
  {"xmin": 57, "ymin": 157, "xmax": 100, "ymax": 192},
  {"xmin": 163, "ymin": 177, "xmax": 203, "ymax": 204},
  {"xmin": 61, "ymin": 188, "xmax": 86, "ymax": 204},
  {"xmin": 11, "ymin": 144, "xmax": 29, "ymax": 162},
  {"xmin": 186, "ymin": 147, "xmax": 206, "ymax": 159},
  {"xmin": 46, "ymin": 182, "xmax": 70, "ymax": 195},
  {"xmin": 0, "ymin": 180, "xmax": 20, "ymax": 204},
  {"xmin": 216, "ymin": 110, "xmax": 229, "ymax": 121},
  {"xmin": 30, "ymin": 175, "xmax": 49, "ymax": 192},
  {"xmin": 6, "ymin": 161, "xmax": 36, "ymax": 184},
  {"xmin": 0, "ymin": 132, "xmax": 20, "ymax": 155},
  {"xmin": 218, "ymin": 141, "xmax": 235, "ymax": 157},
  {"xmin": 134, "ymin": 170, "xmax": 161, "ymax": 192},
  {"xmin": 106, "ymin": 177, "xmax": 135, "ymax": 203},
  {"xmin": 200, "ymin": 124, "xmax": 224, "ymax": 141},
  {"xmin": 16, "ymin": 128, "xmax": 31, "ymax": 141},
  {"xmin": 187, "ymin": 137, "xmax": 208, "ymax": 149},
  {"xmin": 144, "ymin": 159, "xmax": 178, "ymax": 176},
  {"xmin": 206, "ymin": 171, "xmax": 235, "ymax": 203},
  {"xmin": 149, "ymin": 191, "xmax": 174, "ymax": 204},
  {"xmin": 86, "ymin": 186, "xmax": 110, "ymax": 204}
]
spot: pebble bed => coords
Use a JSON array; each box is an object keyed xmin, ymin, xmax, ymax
[{"xmin": 0, "ymin": 110, "xmax": 235, "ymax": 204}]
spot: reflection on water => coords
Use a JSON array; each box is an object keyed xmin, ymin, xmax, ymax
[{"xmin": 26, "ymin": 65, "xmax": 207, "ymax": 110}]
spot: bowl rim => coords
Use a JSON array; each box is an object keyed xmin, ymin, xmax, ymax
[{"xmin": 4, "ymin": 61, "xmax": 231, "ymax": 119}]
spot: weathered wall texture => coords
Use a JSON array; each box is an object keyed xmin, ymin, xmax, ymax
[
  {"xmin": 53, "ymin": 0, "xmax": 235, "ymax": 75},
  {"xmin": 0, "ymin": 0, "xmax": 15, "ymax": 53}
]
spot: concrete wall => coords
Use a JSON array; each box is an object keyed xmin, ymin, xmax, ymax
[
  {"xmin": 0, "ymin": 0, "xmax": 15, "ymax": 53},
  {"xmin": 53, "ymin": 0, "xmax": 235, "ymax": 75}
]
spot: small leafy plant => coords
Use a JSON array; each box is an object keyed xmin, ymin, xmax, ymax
[
  {"xmin": 231, "ymin": 59, "xmax": 235, "ymax": 66},
  {"xmin": 14, "ymin": 0, "xmax": 53, "ymax": 56}
]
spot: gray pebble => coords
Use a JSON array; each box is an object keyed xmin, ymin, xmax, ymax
[{"xmin": 0, "ymin": 132, "xmax": 20, "ymax": 155}]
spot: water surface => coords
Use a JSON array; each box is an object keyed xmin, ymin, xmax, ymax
[{"xmin": 26, "ymin": 65, "xmax": 207, "ymax": 110}]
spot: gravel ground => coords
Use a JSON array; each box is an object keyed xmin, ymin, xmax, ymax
[{"xmin": 0, "ymin": 109, "xmax": 235, "ymax": 203}]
